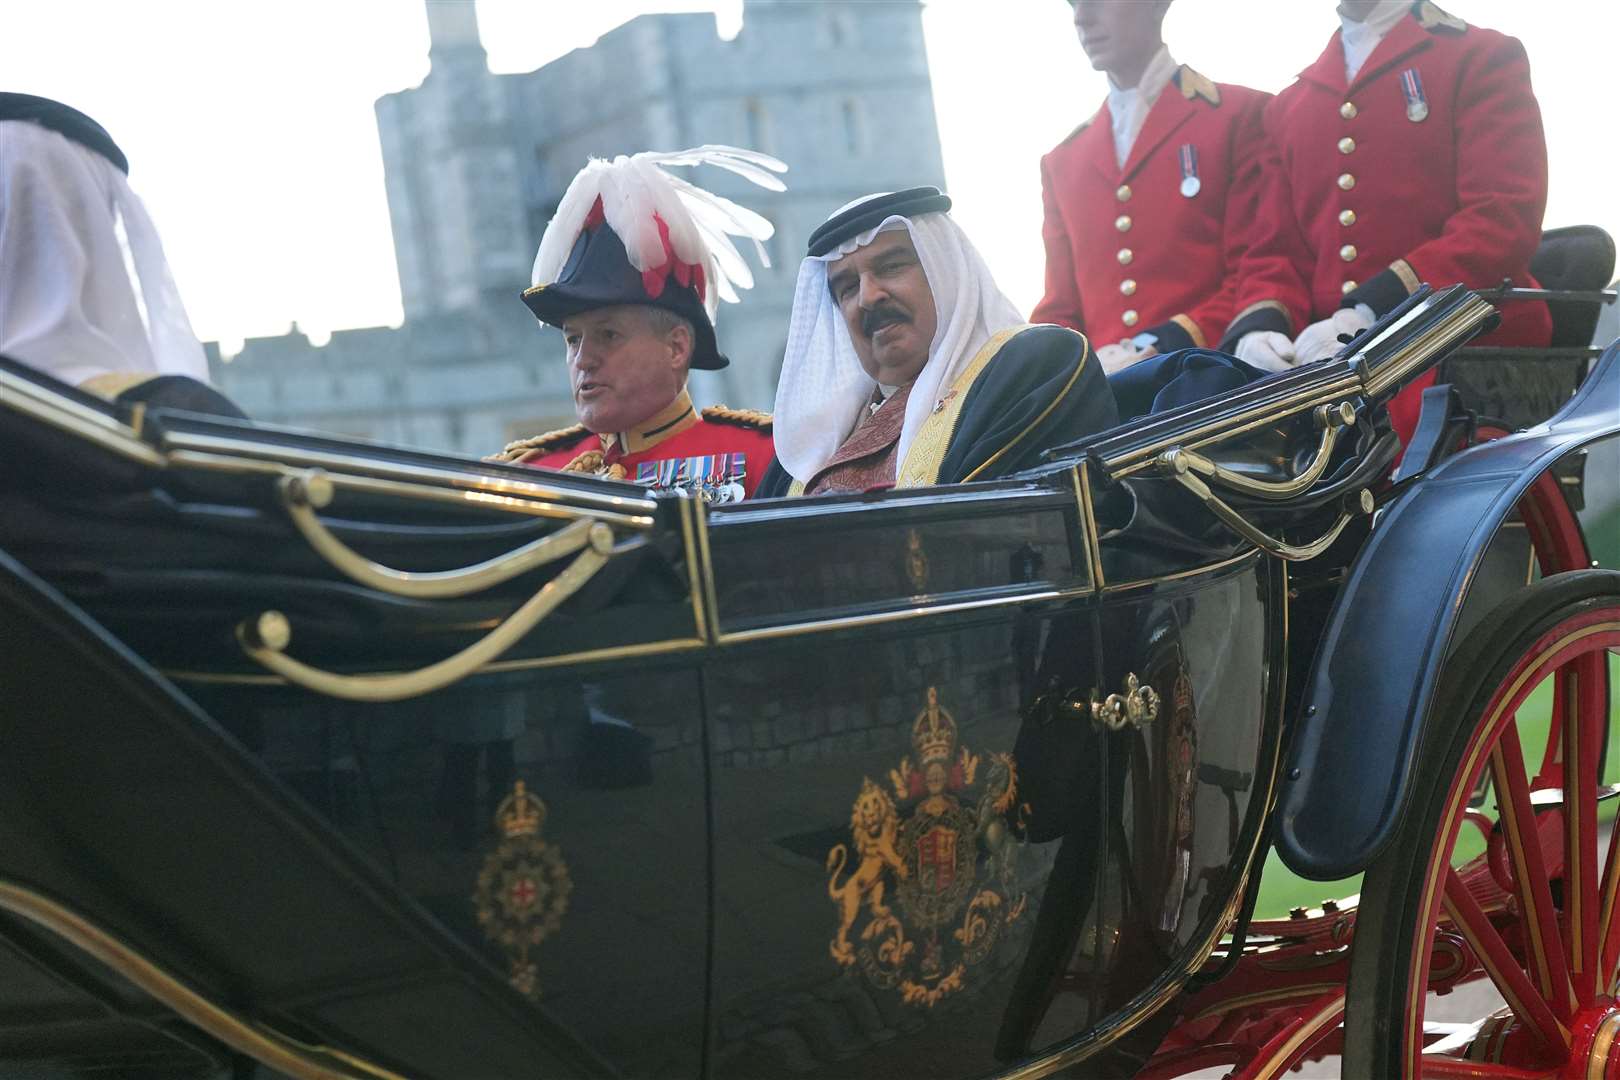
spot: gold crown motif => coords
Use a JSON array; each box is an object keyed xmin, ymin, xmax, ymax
[
  {"xmin": 911, "ymin": 687, "xmax": 958, "ymax": 766},
  {"xmin": 494, "ymin": 780, "xmax": 548, "ymax": 838}
]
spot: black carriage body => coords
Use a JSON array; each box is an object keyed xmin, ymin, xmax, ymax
[{"xmin": 1, "ymin": 286, "xmax": 1586, "ymax": 1078}]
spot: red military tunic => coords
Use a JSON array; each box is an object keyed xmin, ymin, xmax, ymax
[
  {"xmin": 492, "ymin": 390, "xmax": 774, "ymax": 504},
  {"xmin": 1225, "ymin": 1, "xmax": 1552, "ymax": 441},
  {"xmin": 1033, "ymin": 66, "xmax": 1270, "ymax": 353}
]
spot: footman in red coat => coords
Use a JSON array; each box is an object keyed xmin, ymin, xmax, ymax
[
  {"xmin": 1223, "ymin": 0, "xmax": 1552, "ymax": 444},
  {"xmin": 1033, "ymin": 0, "xmax": 1271, "ymax": 374}
]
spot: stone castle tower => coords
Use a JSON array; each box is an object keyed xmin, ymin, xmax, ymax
[{"xmin": 211, "ymin": 1, "xmax": 946, "ymax": 454}]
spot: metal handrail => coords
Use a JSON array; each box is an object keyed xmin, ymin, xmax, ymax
[
  {"xmin": 279, "ymin": 470, "xmax": 598, "ymax": 600},
  {"xmin": 237, "ymin": 522, "xmax": 615, "ymax": 702},
  {"xmin": 1155, "ymin": 402, "xmax": 1358, "ymax": 501}
]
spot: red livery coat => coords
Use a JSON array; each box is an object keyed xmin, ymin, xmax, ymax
[
  {"xmin": 1034, "ymin": 66, "xmax": 1271, "ymax": 353},
  {"xmin": 492, "ymin": 394, "xmax": 774, "ymax": 504},
  {"xmin": 1225, "ymin": 2, "xmax": 1551, "ymax": 439}
]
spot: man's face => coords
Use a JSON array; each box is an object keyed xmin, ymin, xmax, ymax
[
  {"xmin": 826, "ymin": 229, "xmax": 938, "ymax": 388},
  {"xmin": 1071, "ymin": 1, "xmax": 1166, "ymax": 75},
  {"xmin": 559, "ymin": 305, "xmax": 688, "ymax": 434}
]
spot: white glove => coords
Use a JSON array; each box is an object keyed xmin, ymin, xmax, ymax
[
  {"xmin": 1293, "ymin": 304, "xmax": 1375, "ymax": 364},
  {"xmin": 1233, "ymin": 331, "xmax": 1297, "ymax": 373},
  {"xmin": 1096, "ymin": 340, "xmax": 1154, "ymax": 375}
]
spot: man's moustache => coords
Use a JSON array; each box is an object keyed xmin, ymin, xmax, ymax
[{"xmin": 861, "ymin": 306, "xmax": 909, "ymax": 336}]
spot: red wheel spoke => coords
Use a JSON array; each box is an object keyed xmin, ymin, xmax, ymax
[
  {"xmin": 1562, "ymin": 654, "xmax": 1604, "ymax": 1002},
  {"xmin": 1488, "ymin": 733, "xmax": 1575, "ymax": 1017},
  {"xmin": 1442, "ymin": 868, "xmax": 1570, "ymax": 1054}
]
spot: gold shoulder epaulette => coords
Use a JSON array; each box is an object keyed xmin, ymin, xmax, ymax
[
  {"xmin": 1177, "ymin": 67, "xmax": 1222, "ymax": 107},
  {"xmin": 485, "ymin": 423, "xmax": 587, "ymax": 464},
  {"xmin": 701, "ymin": 405, "xmax": 772, "ymax": 431},
  {"xmin": 1414, "ymin": 0, "xmax": 1466, "ymax": 32}
]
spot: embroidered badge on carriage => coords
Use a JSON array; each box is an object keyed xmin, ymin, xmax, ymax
[
  {"xmin": 824, "ymin": 687, "xmax": 1027, "ymax": 1008},
  {"xmin": 634, "ymin": 452, "xmax": 748, "ymax": 503},
  {"xmin": 474, "ymin": 780, "xmax": 572, "ymax": 999}
]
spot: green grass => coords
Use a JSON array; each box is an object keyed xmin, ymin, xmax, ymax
[{"xmin": 1252, "ymin": 653, "xmax": 1620, "ymax": 919}]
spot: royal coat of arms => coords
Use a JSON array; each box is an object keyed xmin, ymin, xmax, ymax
[
  {"xmin": 825, "ymin": 688, "xmax": 1026, "ymax": 1007},
  {"xmin": 474, "ymin": 780, "xmax": 572, "ymax": 998}
]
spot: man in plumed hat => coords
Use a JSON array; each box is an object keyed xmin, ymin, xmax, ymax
[
  {"xmin": 0, "ymin": 93, "xmax": 242, "ymax": 417},
  {"xmin": 762, "ymin": 188, "xmax": 1117, "ymax": 497},
  {"xmin": 490, "ymin": 147, "xmax": 782, "ymax": 503},
  {"xmin": 1221, "ymin": 0, "xmax": 1551, "ymax": 446}
]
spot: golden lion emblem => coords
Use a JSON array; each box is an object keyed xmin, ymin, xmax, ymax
[{"xmin": 826, "ymin": 778, "xmax": 910, "ymax": 967}]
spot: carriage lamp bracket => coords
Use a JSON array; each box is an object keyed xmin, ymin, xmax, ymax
[
  {"xmin": 276, "ymin": 468, "xmax": 603, "ymax": 600},
  {"xmin": 235, "ymin": 519, "xmax": 616, "ymax": 702}
]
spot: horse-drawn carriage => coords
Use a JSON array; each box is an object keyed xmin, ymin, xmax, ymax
[{"xmin": 0, "ymin": 265, "xmax": 1615, "ymax": 1077}]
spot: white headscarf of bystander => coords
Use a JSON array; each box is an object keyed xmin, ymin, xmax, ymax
[
  {"xmin": 0, "ymin": 118, "xmax": 207, "ymax": 386},
  {"xmin": 772, "ymin": 199, "xmax": 1022, "ymax": 484}
]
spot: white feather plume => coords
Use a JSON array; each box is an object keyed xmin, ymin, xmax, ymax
[{"xmin": 531, "ymin": 145, "xmax": 787, "ymax": 321}]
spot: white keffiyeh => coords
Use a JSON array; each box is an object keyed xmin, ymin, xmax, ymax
[
  {"xmin": 0, "ymin": 120, "xmax": 207, "ymax": 386},
  {"xmin": 772, "ymin": 205, "xmax": 1023, "ymax": 484}
]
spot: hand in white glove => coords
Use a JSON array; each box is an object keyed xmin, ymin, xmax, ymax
[
  {"xmin": 1233, "ymin": 330, "xmax": 1297, "ymax": 373},
  {"xmin": 1293, "ymin": 304, "xmax": 1376, "ymax": 364},
  {"xmin": 1096, "ymin": 340, "xmax": 1156, "ymax": 375}
]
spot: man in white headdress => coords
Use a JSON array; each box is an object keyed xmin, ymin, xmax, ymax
[
  {"xmin": 491, "ymin": 146, "xmax": 782, "ymax": 503},
  {"xmin": 0, "ymin": 94, "xmax": 235, "ymax": 415},
  {"xmin": 762, "ymin": 187, "xmax": 1117, "ymax": 497}
]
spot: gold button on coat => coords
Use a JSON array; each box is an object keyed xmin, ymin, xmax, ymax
[
  {"xmin": 1338, "ymin": 137, "xmax": 1355, "ymax": 154},
  {"xmin": 1115, "ymin": 214, "xmax": 1132, "ymax": 232},
  {"xmin": 1337, "ymin": 173, "xmax": 1356, "ymax": 191},
  {"xmin": 1341, "ymin": 280, "xmax": 1358, "ymax": 294},
  {"xmin": 1339, "ymin": 209, "xmax": 1357, "ymax": 227},
  {"xmin": 1340, "ymin": 101, "xmax": 1358, "ymax": 119},
  {"xmin": 1122, "ymin": 309, "xmax": 1139, "ymax": 327},
  {"xmin": 1339, "ymin": 244, "xmax": 1357, "ymax": 262},
  {"xmin": 1115, "ymin": 184, "xmax": 1132, "ymax": 202},
  {"xmin": 1117, "ymin": 248, "xmax": 1134, "ymax": 266},
  {"xmin": 1120, "ymin": 279, "xmax": 1137, "ymax": 296}
]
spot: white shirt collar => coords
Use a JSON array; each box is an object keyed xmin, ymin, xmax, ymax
[
  {"xmin": 1105, "ymin": 45, "xmax": 1177, "ymax": 169},
  {"xmin": 1338, "ymin": 0, "xmax": 1411, "ymax": 82}
]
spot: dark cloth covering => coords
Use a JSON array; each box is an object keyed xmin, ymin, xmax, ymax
[
  {"xmin": 934, "ymin": 324, "xmax": 1115, "ymax": 483},
  {"xmin": 114, "ymin": 375, "xmax": 248, "ymax": 420},
  {"xmin": 0, "ymin": 93, "xmax": 128, "ymax": 174},
  {"xmin": 1106, "ymin": 347, "xmax": 1263, "ymax": 421}
]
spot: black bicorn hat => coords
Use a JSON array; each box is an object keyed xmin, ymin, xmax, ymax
[
  {"xmin": 805, "ymin": 186, "xmax": 952, "ymax": 258},
  {"xmin": 521, "ymin": 215, "xmax": 727, "ymax": 371},
  {"xmin": 0, "ymin": 93, "xmax": 128, "ymax": 175}
]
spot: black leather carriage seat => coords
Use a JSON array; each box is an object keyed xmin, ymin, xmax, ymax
[{"xmin": 1530, "ymin": 225, "xmax": 1616, "ymax": 346}]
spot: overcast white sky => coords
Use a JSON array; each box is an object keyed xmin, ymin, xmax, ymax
[{"xmin": 3, "ymin": 0, "xmax": 1613, "ymax": 352}]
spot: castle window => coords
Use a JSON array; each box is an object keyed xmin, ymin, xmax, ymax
[
  {"xmin": 841, "ymin": 99, "xmax": 865, "ymax": 156},
  {"xmin": 745, "ymin": 98, "xmax": 772, "ymax": 154}
]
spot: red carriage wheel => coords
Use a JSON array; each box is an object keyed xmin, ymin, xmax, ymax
[{"xmin": 1344, "ymin": 570, "xmax": 1620, "ymax": 1078}]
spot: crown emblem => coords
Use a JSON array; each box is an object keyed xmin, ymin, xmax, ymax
[
  {"xmin": 911, "ymin": 687, "xmax": 958, "ymax": 766},
  {"xmin": 494, "ymin": 780, "xmax": 547, "ymax": 838}
]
